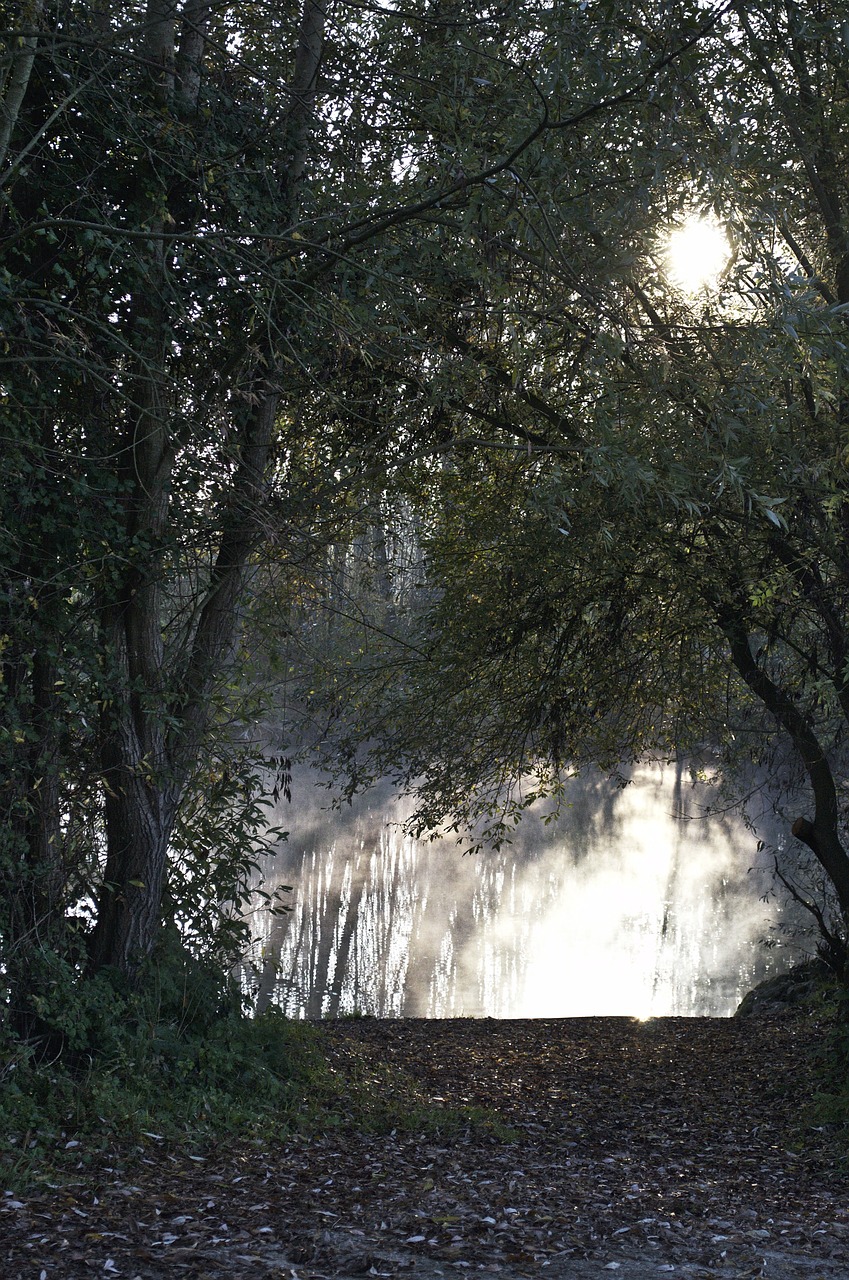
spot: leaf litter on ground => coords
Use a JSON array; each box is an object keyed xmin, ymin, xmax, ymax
[{"xmin": 2, "ymin": 1014, "xmax": 849, "ymax": 1279}]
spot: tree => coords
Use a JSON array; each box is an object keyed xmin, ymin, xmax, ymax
[
  {"xmin": 306, "ymin": 0, "xmax": 849, "ymax": 972},
  {"xmin": 4, "ymin": 0, "xmax": 697, "ymax": 1035},
  {"xmin": 0, "ymin": 0, "xmax": 330, "ymax": 1017}
]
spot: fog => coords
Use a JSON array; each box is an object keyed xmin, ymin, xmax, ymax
[{"xmin": 247, "ymin": 763, "xmax": 797, "ymax": 1019}]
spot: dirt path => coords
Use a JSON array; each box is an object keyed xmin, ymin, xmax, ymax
[{"xmin": 3, "ymin": 1015, "xmax": 848, "ymax": 1279}]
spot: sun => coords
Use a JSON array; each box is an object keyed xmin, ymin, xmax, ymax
[{"xmin": 665, "ymin": 216, "xmax": 730, "ymax": 293}]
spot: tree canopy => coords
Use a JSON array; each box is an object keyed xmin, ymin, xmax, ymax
[
  {"xmin": 301, "ymin": 0, "xmax": 849, "ymax": 967},
  {"xmin": 3, "ymin": 0, "xmax": 849, "ymax": 1055},
  {"xmin": 2, "ymin": 0, "xmax": 683, "ymax": 1034}
]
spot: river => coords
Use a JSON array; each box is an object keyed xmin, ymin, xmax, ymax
[{"xmin": 248, "ymin": 763, "xmax": 793, "ymax": 1018}]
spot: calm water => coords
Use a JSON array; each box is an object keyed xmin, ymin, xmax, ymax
[{"xmin": 247, "ymin": 765, "xmax": 790, "ymax": 1018}]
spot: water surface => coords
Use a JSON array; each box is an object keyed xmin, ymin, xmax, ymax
[{"xmin": 249, "ymin": 765, "xmax": 788, "ymax": 1018}]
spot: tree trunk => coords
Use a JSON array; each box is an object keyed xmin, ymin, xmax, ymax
[
  {"xmin": 87, "ymin": 690, "xmax": 179, "ymax": 976},
  {"xmin": 720, "ymin": 607, "xmax": 849, "ymax": 942},
  {"xmin": 0, "ymin": 0, "xmax": 44, "ymax": 170},
  {"xmin": 83, "ymin": 0, "xmax": 325, "ymax": 982}
]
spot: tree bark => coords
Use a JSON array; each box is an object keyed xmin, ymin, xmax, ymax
[
  {"xmin": 85, "ymin": 0, "xmax": 326, "ymax": 981},
  {"xmin": 0, "ymin": 0, "xmax": 44, "ymax": 171},
  {"xmin": 282, "ymin": 0, "xmax": 327, "ymax": 193},
  {"xmin": 175, "ymin": 0, "xmax": 210, "ymax": 113},
  {"xmin": 87, "ymin": 708, "xmax": 177, "ymax": 975}
]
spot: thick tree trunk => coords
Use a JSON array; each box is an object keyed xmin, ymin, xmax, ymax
[
  {"xmin": 87, "ymin": 693, "xmax": 179, "ymax": 976},
  {"xmin": 84, "ymin": 0, "xmax": 324, "ymax": 983},
  {"xmin": 87, "ymin": 386, "xmax": 279, "ymax": 977},
  {"xmin": 87, "ymin": 788, "xmax": 175, "ymax": 977}
]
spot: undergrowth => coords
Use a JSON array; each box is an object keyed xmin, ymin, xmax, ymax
[
  {"xmin": 809, "ymin": 979, "xmax": 849, "ymax": 1142},
  {"xmin": 0, "ymin": 938, "xmax": 509, "ymax": 1190}
]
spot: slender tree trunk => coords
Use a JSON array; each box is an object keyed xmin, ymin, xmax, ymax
[
  {"xmin": 327, "ymin": 872, "xmax": 365, "ymax": 1015},
  {"xmin": 282, "ymin": 0, "xmax": 327, "ymax": 193},
  {"xmin": 719, "ymin": 607, "xmax": 849, "ymax": 950},
  {"xmin": 175, "ymin": 0, "xmax": 210, "ymax": 113},
  {"xmin": 0, "ymin": 0, "xmax": 44, "ymax": 171}
]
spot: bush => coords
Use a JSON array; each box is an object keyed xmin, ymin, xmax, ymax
[
  {"xmin": 0, "ymin": 935, "xmax": 327, "ymax": 1186},
  {"xmin": 1, "ymin": 929, "xmax": 514, "ymax": 1188},
  {"xmin": 810, "ymin": 980, "xmax": 849, "ymax": 1135}
]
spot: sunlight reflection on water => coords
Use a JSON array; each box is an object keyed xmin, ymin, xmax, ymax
[{"xmin": 248, "ymin": 764, "xmax": 791, "ymax": 1019}]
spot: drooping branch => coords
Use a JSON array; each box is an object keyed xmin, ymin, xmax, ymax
[
  {"xmin": 766, "ymin": 528, "xmax": 849, "ymax": 725},
  {"xmin": 718, "ymin": 604, "xmax": 849, "ymax": 919},
  {"xmin": 303, "ymin": 0, "xmax": 733, "ymax": 282},
  {"xmin": 773, "ymin": 855, "xmax": 846, "ymax": 972}
]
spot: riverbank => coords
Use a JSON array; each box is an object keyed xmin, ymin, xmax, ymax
[{"xmin": 3, "ymin": 1014, "xmax": 847, "ymax": 1278}]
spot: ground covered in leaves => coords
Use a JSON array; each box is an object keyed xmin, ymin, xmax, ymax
[{"xmin": 3, "ymin": 1015, "xmax": 848, "ymax": 1279}]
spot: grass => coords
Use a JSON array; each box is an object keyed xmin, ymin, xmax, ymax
[{"xmin": 0, "ymin": 1003, "xmax": 515, "ymax": 1191}]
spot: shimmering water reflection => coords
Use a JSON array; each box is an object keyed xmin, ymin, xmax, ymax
[{"xmin": 249, "ymin": 765, "xmax": 786, "ymax": 1018}]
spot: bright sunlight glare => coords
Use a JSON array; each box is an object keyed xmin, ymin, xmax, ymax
[{"xmin": 665, "ymin": 216, "xmax": 730, "ymax": 293}]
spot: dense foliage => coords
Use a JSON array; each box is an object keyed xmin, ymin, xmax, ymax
[
  {"xmin": 302, "ymin": 1, "xmax": 849, "ymax": 969},
  {"xmin": 3, "ymin": 0, "xmax": 849, "ymax": 1092},
  {"xmin": 2, "ymin": 0, "xmax": 601, "ymax": 1043}
]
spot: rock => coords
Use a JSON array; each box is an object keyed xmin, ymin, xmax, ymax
[{"xmin": 734, "ymin": 959, "xmax": 833, "ymax": 1017}]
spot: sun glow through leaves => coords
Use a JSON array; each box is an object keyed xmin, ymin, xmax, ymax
[{"xmin": 666, "ymin": 216, "xmax": 730, "ymax": 293}]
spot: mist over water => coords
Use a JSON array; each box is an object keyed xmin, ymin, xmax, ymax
[{"xmin": 249, "ymin": 764, "xmax": 791, "ymax": 1019}]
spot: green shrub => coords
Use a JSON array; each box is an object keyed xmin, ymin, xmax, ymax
[
  {"xmin": 810, "ymin": 980, "xmax": 849, "ymax": 1137},
  {"xmin": 0, "ymin": 937, "xmax": 327, "ymax": 1185},
  {"xmin": 1, "ymin": 932, "xmax": 514, "ymax": 1189}
]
